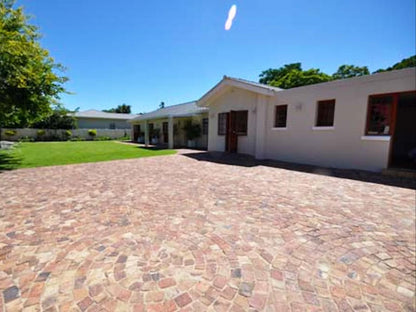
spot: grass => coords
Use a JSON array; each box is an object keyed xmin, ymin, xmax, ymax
[{"xmin": 0, "ymin": 141, "xmax": 176, "ymax": 170}]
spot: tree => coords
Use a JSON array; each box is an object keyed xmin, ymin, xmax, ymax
[
  {"xmin": 332, "ymin": 65, "xmax": 369, "ymax": 79},
  {"xmin": 0, "ymin": 0, "xmax": 67, "ymax": 133},
  {"xmin": 373, "ymin": 55, "xmax": 416, "ymax": 73},
  {"xmin": 103, "ymin": 104, "xmax": 131, "ymax": 113},
  {"xmin": 259, "ymin": 63, "xmax": 332, "ymax": 89},
  {"xmin": 31, "ymin": 106, "xmax": 76, "ymax": 129},
  {"xmin": 159, "ymin": 102, "xmax": 165, "ymax": 109}
]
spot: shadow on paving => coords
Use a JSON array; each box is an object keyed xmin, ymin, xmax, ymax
[{"xmin": 183, "ymin": 151, "xmax": 416, "ymax": 190}]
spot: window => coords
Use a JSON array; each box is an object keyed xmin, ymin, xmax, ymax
[
  {"xmin": 366, "ymin": 95, "xmax": 393, "ymax": 135},
  {"xmin": 274, "ymin": 105, "xmax": 288, "ymax": 128},
  {"xmin": 235, "ymin": 110, "xmax": 248, "ymax": 135},
  {"xmin": 109, "ymin": 123, "xmax": 116, "ymax": 129},
  {"xmin": 316, "ymin": 99, "xmax": 335, "ymax": 127},
  {"xmin": 218, "ymin": 113, "xmax": 227, "ymax": 135},
  {"xmin": 202, "ymin": 118, "xmax": 208, "ymax": 135}
]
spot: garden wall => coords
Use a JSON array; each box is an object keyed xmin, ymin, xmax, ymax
[{"xmin": 1, "ymin": 128, "xmax": 129, "ymax": 141}]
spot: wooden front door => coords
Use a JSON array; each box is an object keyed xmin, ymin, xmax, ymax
[
  {"xmin": 162, "ymin": 122, "xmax": 169, "ymax": 143},
  {"xmin": 226, "ymin": 111, "xmax": 238, "ymax": 153}
]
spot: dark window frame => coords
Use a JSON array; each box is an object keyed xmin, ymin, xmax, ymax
[
  {"xmin": 365, "ymin": 94, "xmax": 395, "ymax": 136},
  {"xmin": 234, "ymin": 110, "xmax": 248, "ymax": 135},
  {"xmin": 202, "ymin": 118, "xmax": 209, "ymax": 135},
  {"xmin": 316, "ymin": 99, "xmax": 336, "ymax": 127},
  {"xmin": 274, "ymin": 105, "xmax": 288, "ymax": 128},
  {"xmin": 218, "ymin": 113, "xmax": 227, "ymax": 135}
]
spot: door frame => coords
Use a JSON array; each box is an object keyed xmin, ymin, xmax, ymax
[
  {"xmin": 226, "ymin": 111, "xmax": 238, "ymax": 153},
  {"xmin": 367, "ymin": 90, "xmax": 416, "ymax": 168}
]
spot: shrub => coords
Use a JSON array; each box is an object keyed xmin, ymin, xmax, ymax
[
  {"xmin": 93, "ymin": 136, "xmax": 111, "ymax": 141},
  {"xmin": 117, "ymin": 135, "xmax": 130, "ymax": 141},
  {"xmin": 4, "ymin": 130, "xmax": 17, "ymax": 136},
  {"xmin": 182, "ymin": 121, "xmax": 201, "ymax": 140},
  {"xmin": 63, "ymin": 130, "xmax": 72, "ymax": 139},
  {"xmin": 88, "ymin": 129, "xmax": 97, "ymax": 137},
  {"xmin": 70, "ymin": 136, "xmax": 86, "ymax": 141},
  {"xmin": 19, "ymin": 136, "xmax": 34, "ymax": 142},
  {"xmin": 37, "ymin": 129, "xmax": 46, "ymax": 137}
]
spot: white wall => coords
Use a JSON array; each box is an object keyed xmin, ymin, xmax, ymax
[
  {"xmin": 1, "ymin": 128, "xmax": 129, "ymax": 141},
  {"xmin": 205, "ymin": 68, "xmax": 416, "ymax": 172},
  {"xmin": 207, "ymin": 88, "xmax": 258, "ymax": 155},
  {"xmin": 76, "ymin": 118, "xmax": 131, "ymax": 129}
]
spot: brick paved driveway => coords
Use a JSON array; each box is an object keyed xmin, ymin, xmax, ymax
[{"xmin": 0, "ymin": 153, "xmax": 415, "ymax": 311}]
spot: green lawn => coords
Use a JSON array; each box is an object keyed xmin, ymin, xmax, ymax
[{"xmin": 0, "ymin": 141, "xmax": 176, "ymax": 170}]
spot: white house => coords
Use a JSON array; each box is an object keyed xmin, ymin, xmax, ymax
[
  {"xmin": 72, "ymin": 110, "xmax": 137, "ymax": 129},
  {"xmin": 197, "ymin": 68, "xmax": 416, "ymax": 172}
]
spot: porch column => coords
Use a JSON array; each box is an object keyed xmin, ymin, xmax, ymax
[
  {"xmin": 144, "ymin": 120, "xmax": 149, "ymax": 146},
  {"xmin": 168, "ymin": 116, "xmax": 174, "ymax": 149}
]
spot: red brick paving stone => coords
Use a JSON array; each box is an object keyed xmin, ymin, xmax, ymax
[
  {"xmin": 249, "ymin": 293, "xmax": 267, "ymax": 310},
  {"xmin": 174, "ymin": 292, "xmax": 192, "ymax": 308},
  {"xmin": 0, "ymin": 152, "xmax": 415, "ymax": 311},
  {"xmin": 213, "ymin": 275, "xmax": 227, "ymax": 289},
  {"xmin": 158, "ymin": 277, "xmax": 176, "ymax": 289},
  {"xmin": 77, "ymin": 296, "xmax": 93, "ymax": 311}
]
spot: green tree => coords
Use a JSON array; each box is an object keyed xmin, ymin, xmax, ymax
[
  {"xmin": 0, "ymin": 0, "xmax": 67, "ymax": 133},
  {"xmin": 259, "ymin": 63, "xmax": 332, "ymax": 89},
  {"xmin": 31, "ymin": 106, "xmax": 76, "ymax": 129},
  {"xmin": 373, "ymin": 55, "xmax": 416, "ymax": 73},
  {"xmin": 103, "ymin": 104, "xmax": 131, "ymax": 113},
  {"xmin": 159, "ymin": 101, "xmax": 165, "ymax": 109},
  {"xmin": 332, "ymin": 65, "xmax": 370, "ymax": 79}
]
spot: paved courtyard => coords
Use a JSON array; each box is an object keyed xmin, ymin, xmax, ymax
[{"xmin": 0, "ymin": 152, "xmax": 415, "ymax": 311}]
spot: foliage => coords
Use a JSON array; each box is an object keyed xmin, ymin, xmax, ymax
[
  {"xmin": 93, "ymin": 136, "xmax": 111, "ymax": 141},
  {"xmin": 373, "ymin": 55, "xmax": 416, "ymax": 73},
  {"xmin": 332, "ymin": 65, "xmax": 370, "ymax": 79},
  {"xmin": 117, "ymin": 135, "xmax": 130, "ymax": 141},
  {"xmin": 151, "ymin": 128, "xmax": 160, "ymax": 139},
  {"xmin": 259, "ymin": 56, "xmax": 415, "ymax": 89},
  {"xmin": 31, "ymin": 107, "xmax": 76, "ymax": 129},
  {"xmin": 182, "ymin": 120, "xmax": 201, "ymax": 141},
  {"xmin": 4, "ymin": 129, "xmax": 16, "ymax": 136},
  {"xmin": 159, "ymin": 102, "xmax": 165, "ymax": 109},
  {"xmin": 18, "ymin": 136, "xmax": 34, "ymax": 142},
  {"xmin": 259, "ymin": 63, "xmax": 332, "ymax": 89},
  {"xmin": 63, "ymin": 130, "xmax": 72, "ymax": 138},
  {"xmin": 103, "ymin": 104, "xmax": 131, "ymax": 114},
  {"xmin": 0, "ymin": 0, "xmax": 68, "ymax": 129},
  {"xmin": 0, "ymin": 141, "xmax": 176, "ymax": 169},
  {"xmin": 88, "ymin": 129, "xmax": 97, "ymax": 137},
  {"xmin": 70, "ymin": 136, "xmax": 86, "ymax": 141},
  {"xmin": 36, "ymin": 129, "xmax": 46, "ymax": 137}
]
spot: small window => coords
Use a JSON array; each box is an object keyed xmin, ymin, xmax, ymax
[
  {"xmin": 366, "ymin": 95, "xmax": 393, "ymax": 135},
  {"xmin": 274, "ymin": 105, "xmax": 288, "ymax": 128},
  {"xmin": 109, "ymin": 123, "xmax": 116, "ymax": 129},
  {"xmin": 316, "ymin": 99, "xmax": 335, "ymax": 127},
  {"xmin": 202, "ymin": 118, "xmax": 208, "ymax": 135},
  {"xmin": 218, "ymin": 113, "xmax": 227, "ymax": 135},
  {"xmin": 235, "ymin": 110, "xmax": 248, "ymax": 135}
]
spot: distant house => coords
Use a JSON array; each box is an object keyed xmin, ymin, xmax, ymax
[
  {"xmin": 128, "ymin": 101, "xmax": 208, "ymax": 149},
  {"xmin": 72, "ymin": 110, "xmax": 137, "ymax": 129}
]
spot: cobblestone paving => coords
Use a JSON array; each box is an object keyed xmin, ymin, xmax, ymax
[{"xmin": 0, "ymin": 152, "xmax": 415, "ymax": 311}]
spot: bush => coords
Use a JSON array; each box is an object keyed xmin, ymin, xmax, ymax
[
  {"xmin": 63, "ymin": 130, "xmax": 72, "ymax": 140},
  {"xmin": 70, "ymin": 136, "xmax": 86, "ymax": 141},
  {"xmin": 4, "ymin": 130, "xmax": 17, "ymax": 136},
  {"xmin": 182, "ymin": 121, "xmax": 201, "ymax": 140},
  {"xmin": 117, "ymin": 135, "xmax": 130, "ymax": 141},
  {"xmin": 37, "ymin": 129, "xmax": 46, "ymax": 137},
  {"xmin": 88, "ymin": 129, "xmax": 97, "ymax": 137},
  {"xmin": 93, "ymin": 136, "xmax": 111, "ymax": 141},
  {"xmin": 19, "ymin": 136, "xmax": 34, "ymax": 142}
]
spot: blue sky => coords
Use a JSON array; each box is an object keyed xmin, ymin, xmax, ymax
[{"xmin": 17, "ymin": 0, "xmax": 416, "ymax": 113}]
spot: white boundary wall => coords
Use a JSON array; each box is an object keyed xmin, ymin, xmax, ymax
[{"xmin": 1, "ymin": 128, "xmax": 129, "ymax": 141}]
